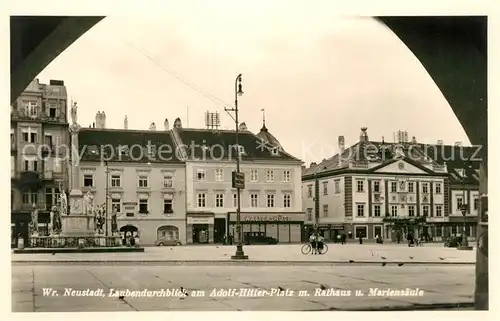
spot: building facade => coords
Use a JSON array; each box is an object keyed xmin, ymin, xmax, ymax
[
  {"xmin": 11, "ymin": 79, "xmax": 70, "ymax": 247},
  {"xmin": 302, "ymin": 128, "xmax": 480, "ymax": 242},
  {"xmin": 77, "ymin": 116, "xmax": 186, "ymax": 246},
  {"xmin": 172, "ymin": 119, "xmax": 304, "ymax": 244}
]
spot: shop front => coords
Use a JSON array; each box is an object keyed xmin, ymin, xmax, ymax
[
  {"xmin": 227, "ymin": 212, "xmax": 304, "ymax": 244},
  {"xmin": 317, "ymin": 224, "xmax": 345, "ymax": 241},
  {"xmin": 186, "ymin": 213, "xmax": 214, "ymax": 244}
]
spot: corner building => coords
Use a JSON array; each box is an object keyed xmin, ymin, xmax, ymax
[
  {"xmin": 77, "ymin": 118, "xmax": 186, "ymax": 245},
  {"xmin": 302, "ymin": 128, "xmax": 480, "ymax": 241},
  {"xmin": 11, "ymin": 79, "xmax": 70, "ymax": 247},
  {"xmin": 173, "ymin": 119, "xmax": 304, "ymax": 244}
]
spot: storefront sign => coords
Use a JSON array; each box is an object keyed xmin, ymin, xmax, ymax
[
  {"xmin": 243, "ymin": 215, "xmax": 291, "ymax": 222},
  {"xmin": 187, "ymin": 217, "xmax": 214, "ymax": 225}
]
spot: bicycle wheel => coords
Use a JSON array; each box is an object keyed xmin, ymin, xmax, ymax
[
  {"xmin": 301, "ymin": 243, "xmax": 312, "ymax": 255},
  {"xmin": 321, "ymin": 244, "xmax": 329, "ymax": 254}
]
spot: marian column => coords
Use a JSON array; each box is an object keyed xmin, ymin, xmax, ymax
[{"xmin": 61, "ymin": 102, "xmax": 92, "ymax": 236}]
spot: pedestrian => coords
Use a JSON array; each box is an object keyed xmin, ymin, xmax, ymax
[{"xmin": 341, "ymin": 234, "xmax": 347, "ymax": 245}]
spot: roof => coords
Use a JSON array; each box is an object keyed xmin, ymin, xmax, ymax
[
  {"xmin": 303, "ymin": 140, "xmax": 481, "ymax": 185},
  {"xmin": 256, "ymin": 125, "xmax": 283, "ymax": 149},
  {"xmin": 78, "ymin": 128, "xmax": 183, "ymax": 163},
  {"xmin": 174, "ymin": 128, "xmax": 301, "ymax": 162}
]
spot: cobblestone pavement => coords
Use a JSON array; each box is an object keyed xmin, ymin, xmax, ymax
[
  {"xmin": 12, "ymin": 264, "xmax": 474, "ymax": 312},
  {"xmin": 11, "ymin": 243, "xmax": 476, "ymax": 264}
]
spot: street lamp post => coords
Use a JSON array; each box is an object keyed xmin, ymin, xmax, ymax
[
  {"xmin": 225, "ymin": 74, "xmax": 248, "ymax": 260},
  {"xmin": 458, "ymin": 175, "xmax": 472, "ymax": 250}
]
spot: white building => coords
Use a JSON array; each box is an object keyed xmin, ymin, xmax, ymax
[{"xmin": 171, "ymin": 119, "xmax": 304, "ymax": 244}]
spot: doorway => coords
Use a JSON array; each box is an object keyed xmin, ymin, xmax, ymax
[
  {"xmin": 214, "ymin": 218, "xmax": 226, "ymax": 243},
  {"xmin": 192, "ymin": 224, "xmax": 209, "ymax": 244}
]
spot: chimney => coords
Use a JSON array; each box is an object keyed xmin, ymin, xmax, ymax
[
  {"xmin": 359, "ymin": 127, "xmax": 368, "ymax": 142},
  {"xmin": 310, "ymin": 162, "xmax": 317, "ymax": 167},
  {"xmin": 164, "ymin": 118, "xmax": 169, "ymax": 131},
  {"xmin": 149, "ymin": 122, "xmax": 156, "ymax": 131},
  {"xmin": 437, "ymin": 140, "xmax": 444, "ymax": 145},
  {"xmin": 173, "ymin": 117, "xmax": 182, "ymax": 129},
  {"xmin": 338, "ymin": 136, "xmax": 345, "ymax": 153},
  {"xmin": 411, "ymin": 136, "xmax": 417, "ymax": 144},
  {"xmin": 239, "ymin": 122, "xmax": 248, "ymax": 131},
  {"xmin": 95, "ymin": 111, "xmax": 106, "ymax": 129},
  {"xmin": 92, "ymin": 122, "xmax": 95, "ymax": 128},
  {"xmin": 124, "ymin": 115, "xmax": 128, "ymax": 130}
]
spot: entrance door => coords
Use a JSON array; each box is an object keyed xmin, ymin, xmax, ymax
[
  {"xmin": 214, "ymin": 218, "xmax": 225, "ymax": 243},
  {"xmin": 192, "ymin": 224, "xmax": 209, "ymax": 244}
]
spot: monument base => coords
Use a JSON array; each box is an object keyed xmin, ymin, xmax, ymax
[{"xmin": 61, "ymin": 215, "xmax": 94, "ymax": 236}]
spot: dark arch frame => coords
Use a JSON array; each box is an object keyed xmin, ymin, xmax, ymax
[{"xmin": 10, "ymin": 15, "xmax": 488, "ymax": 310}]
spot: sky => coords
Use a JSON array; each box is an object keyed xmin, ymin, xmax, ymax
[{"xmin": 35, "ymin": 4, "xmax": 471, "ymax": 165}]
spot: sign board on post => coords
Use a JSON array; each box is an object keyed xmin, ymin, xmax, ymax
[{"xmin": 232, "ymin": 171, "xmax": 245, "ymax": 189}]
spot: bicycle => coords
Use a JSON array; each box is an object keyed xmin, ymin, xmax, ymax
[{"xmin": 301, "ymin": 242, "xmax": 329, "ymax": 255}]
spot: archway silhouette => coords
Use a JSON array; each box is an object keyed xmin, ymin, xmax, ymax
[{"xmin": 10, "ymin": 15, "xmax": 488, "ymax": 310}]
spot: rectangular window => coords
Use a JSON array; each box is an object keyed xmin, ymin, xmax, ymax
[
  {"xmin": 111, "ymin": 199, "xmax": 121, "ymax": 213},
  {"xmin": 283, "ymin": 170, "xmax": 291, "ymax": 182},
  {"xmin": 391, "ymin": 205, "xmax": 398, "ymax": 217},
  {"xmin": 307, "ymin": 185, "xmax": 313, "ymax": 198},
  {"xmin": 474, "ymin": 197, "xmax": 479, "ymax": 210},
  {"xmin": 233, "ymin": 193, "xmax": 237, "ymax": 207},
  {"xmin": 215, "ymin": 168, "xmax": 224, "ymax": 182},
  {"xmin": 323, "ymin": 182, "xmax": 328, "ymax": 195},
  {"xmin": 23, "ymin": 132, "xmax": 29, "ymax": 142},
  {"xmin": 435, "ymin": 183, "xmax": 442, "ymax": 194},
  {"xmin": 436, "ymin": 205, "xmax": 443, "ymax": 217},
  {"xmin": 423, "ymin": 205, "xmax": 429, "ymax": 217},
  {"xmin": 456, "ymin": 196, "xmax": 463, "ymax": 210},
  {"xmin": 422, "ymin": 183, "xmax": 429, "ymax": 194},
  {"xmin": 139, "ymin": 199, "xmax": 148, "ymax": 213},
  {"xmin": 357, "ymin": 204, "xmax": 365, "ymax": 217},
  {"xmin": 30, "ymin": 133, "xmax": 37, "ymax": 143},
  {"xmin": 22, "ymin": 190, "xmax": 38, "ymax": 205},
  {"xmin": 24, "ymin": 160, "xmax": 29, "ymax": 171},
  {"xmin": 49, "ymin": 106, "xmax": 57, "ymax": 118},
  {"xmin": 138, "ymin": 175, "xmax": 148, "ymax": 187},
  {"xmin": 307, "ymin": 208, "xmax": 313, "ymax": 221},
  {"xmin": 374, "ymin": 205, "xmax": 381, "ymax": 217},
  {"xmin": 250, "ymin": 169, "xmax": 258, "ymax": 182},
  {"xmin": 250, "ymin": 193, "xmax": 258, "ymax": 207},
  {"xmin": 83, "ymin": 174, "xmax": 94, "ymax": 187},
  {"xmin": 163, "ymin": 199, "xmax": 173, "ymax": 213},
  {"xmin": 355, "ymin": 226, "xmax": 367, "ymax": 239},
  {"xmin": 373, "ymin": 181, "xmax": 380, "ymax": 193},
  {"xmin": 215, "ymin": 193, "xmax": 224, "ymax": 207},
  {"xmin": 283, "ymin": 194, "xmax": 291, "ymax": 208},
  {"xmin": 267, "ymin": 194, "xmax": 275, "ymax": 207},
  {"xmin": 356, "ymin": 180, "xmax": 364, "ymax": 192},
  {"xmin": 391, "ymin": 182, "xmax": 397, "ymax": 193},
  {"xmin": 408, "ymin": 205, "xmax": 415, "ymax": 217},
  {"xmin": 163, "ymin": 175, "xmax": 173, "ymax": 188},
  {"xmin": 197, "ymin": 193, "xmax": 206, "ymax": 207},
  {"xmin": 111, "ymin": 175, "xmax": 121, "ymax": 187},
  {"xmin": 197, "ymin": 169, "xmax": 206, "ymax": 181},
  {"xmin": 322, "ymin": 204, "xmax": 328, "ymax": 217},
  {"xmin": 334, "ymin": 180, "xmax": 340, "ymax": 194},
  {"xmin": 266, "ymin": 170, "xmax": 274, "ymax": 182},
  {"xmin": 33, "ymin": 161, "xmax": 38, "ymax": 172},
  {"xmin": 408, "ymin": 182, "xmax": 414, "ymax": 193}
]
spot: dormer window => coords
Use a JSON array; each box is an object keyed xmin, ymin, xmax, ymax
[
  {"xmin": 270, "ymin": 147, "xmax": 280, "ymax": 156},
  {"xmin": 119, "ymin": 145, "xmax": 129, "ymax": 155}
]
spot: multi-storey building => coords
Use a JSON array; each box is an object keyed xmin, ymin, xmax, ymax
[
  {"xmin": 77, "ymin": 114, "xmax": 186, "ymax": 245},
  {"xmin": 11, "ymin": 79, "xmax": 70, "ymax": 247},
  {"xmin": 302, "ymin": 128, "xmax": 479, "ymax": 241},
  {"xmin": 172, "ymin": 119, "xmax": 304, "ymax": 244}
]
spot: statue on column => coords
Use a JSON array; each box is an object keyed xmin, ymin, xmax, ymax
[
  {"xmin": 59, "ymin": 189, "xmax": 68, "ymax": 216},
  {"xmin": 30, "ymin": 204, "xmax": 39, "ymax": 235},
  {"xmin": 50, "ymin": 206, "xmax": 62, "ymax": 235},
  {"xmin": 70, "ymin": 101, "xmax": 78, "ymax": 125}
]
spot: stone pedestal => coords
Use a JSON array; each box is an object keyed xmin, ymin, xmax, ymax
[{"xmin": 62, "ymin": 189, "xmax": 94, "ymax": 236}]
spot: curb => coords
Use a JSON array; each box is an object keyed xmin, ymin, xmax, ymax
[
  {"xmin": 11, "ymin": 260, "xmax": 476, "ymax": 266},
  {"xmin": 310, "ymin": 301, "xmax": 475, "ymax": 311}
]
